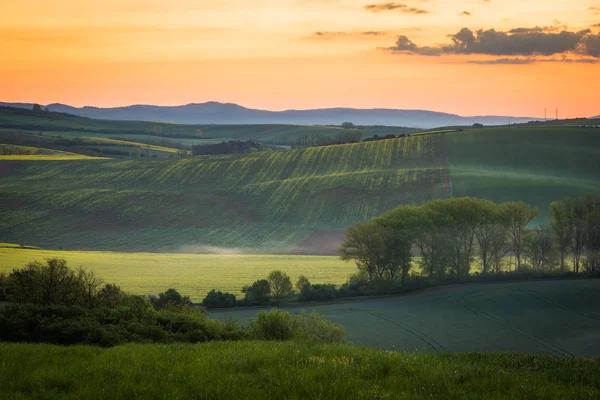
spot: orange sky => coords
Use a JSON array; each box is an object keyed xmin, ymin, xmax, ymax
[{"xmin": 1, "ymin": 0, "xmax": 599, "ymax": 117}]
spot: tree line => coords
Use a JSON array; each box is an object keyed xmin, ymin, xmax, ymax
[
  {"xmin": 340, "ymin": 195, "xmax": 600, "ymax": 283},
  {"xmin": 191, "ymin": 140, "xmax": 264, "ymax": 156}
]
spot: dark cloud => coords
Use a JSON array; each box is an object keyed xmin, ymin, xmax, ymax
[
  {"xmin": 459, "ymin": 11, "xmax": 471, "ymax": 16},
  {"xmin": 387, "ymin": 27, "xmax": 600, "ymax": 59},
  {"xmin": 364, "ymin": 2, "xmax": 430, "ymax": 14},
  {"xmin": 467, "ymin": 57, "xmax": 599, "ymax": 64}
]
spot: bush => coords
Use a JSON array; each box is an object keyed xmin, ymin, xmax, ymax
[
  {"xmin": 247, "ymin": 309, "xmax": 298, "ymax": 341},
  {"xmin": 149, "ymin": 288, "xmax": 193, "ymax": 310},
  {"xmin": 247, "ymin": 309, "xmax": 346, "ymax": 343},
  {"xmin": 0, "ymin": 302, "xmax": 241, "ymax": 347},
  {"xmin": 202, "ymin": 290, "xmax": 237, "ymax": 309},
  {"xmin": 298, "ymin": 284, "xmax": 338, "ymax": 302}
]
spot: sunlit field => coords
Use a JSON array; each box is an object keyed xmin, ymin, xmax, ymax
[{"xmin": 0, "ymin": 246, "xmax": 354, "ymax": 300}]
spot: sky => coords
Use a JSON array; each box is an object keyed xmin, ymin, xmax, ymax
[{"xmin": 1, "ymin": 0, "xmax": 599, "ymax": 117}]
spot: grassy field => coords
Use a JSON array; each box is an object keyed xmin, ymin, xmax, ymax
[
  {"xmin": 0, "ymin": 134, "xmax": 447, "ymax": 252},
  {"xmin": 1, "ymin": 341, "xmax": 598, "ymax": 399},
  {"xmin": 446, "ymin": 125, "xmax": 600, "ymax": 220},
  {"xmin": 1, "ymin": 119, "xmax": 599, "ymax": 253},
  {"xmin": 0, "ymin": 246, "xmax": 353, "ymax": 300},
  {"xmin": 213, "ymin": 279, "xmax": 600, "ymax": 357}
]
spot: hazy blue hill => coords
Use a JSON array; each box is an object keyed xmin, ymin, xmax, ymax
[{"xmin": 0, "ymin": 101, "xmax": 534, "ymax": 128}]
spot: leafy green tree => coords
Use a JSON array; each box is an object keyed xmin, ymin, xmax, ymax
[
  {"xmin": 295, "ymin": 275, "xmax": 311, "ymax": 293},
  {"xmin": 472, "ymin": 199, "xmax": 506, "ymax": 274},
  {"xmin": 340, "ymin": 222, "xmax": 387, "ymax": 281},
  {"xmin": 202, "ymin": 289, "xmax": 236, "ymax": 309},
  {"xmin": 267, "ymin": 270, "xmax": 294, "ymax": 305},
  {"xmin": 501, "ymin": 201, "xmax": 540, "ymax": 270},
  {"xmin": 150, "ymin": 288, "xmax": 192, "ymax": 310},
  {"xmin": 550, "ymin": 200, "xmax": 572, "ymax": 272},
  {"xmin": 242, "ymin": 279, "xmax": 271, "ymax": 305}
]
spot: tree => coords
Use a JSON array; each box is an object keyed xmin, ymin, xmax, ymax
[
  {"xmin": 340, "ymin": 222, "xmax": 387, "ymax": 281},
  {"xmin": 150, "ymin": 288, "xmax": 192, "ymax": 310},
  {"xmin": 295, "ymin": 275, "xmax": 311, "ymax": 293},
  {"xmin": 341, "ymin": 122, "xmax": 354, "ymax": 129},
  {"xmin": 267, "ymin": 270, "xmax": 294, "ymax": 305},
  {"xmin": 501, "ymin": 202, "xmax": 540, "ymax": 270},
  {"xmin": 550, "ymin": 200, "xmax": 572, "ymax": 272},
  {"xmin": 202, "ymin": 289, "xmax": 236, "ymax": 308},
  {"xmin": 472, "ymin": 199, "xmax": 506, "ymax": 274},
  {"xmin": 32, "ymin": 104, "xmax": 42, "ymax": 113},
  {"xmin": 242, "ymin": 279, "xmax": 271, "ymax": 305},
  {"xmin": 97, "ymin": 283, "xmax": 123, "ymax": 308},
  {"xmin": 569, "ymin": 198, "xmax": 588, "ymax": 273}
]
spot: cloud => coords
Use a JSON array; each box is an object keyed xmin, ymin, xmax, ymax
[
  {"xmin": 311, "ymin": 30, "xmax": 390, "ymax": 39},
  {"xmin": 590, "ymin": 7, "xmax": 600, "ymax": 15},
  {"xmin": 364, "ymin": 2, "xmax": 430, "ymax": 14},
  {"xmin": 459, "ymin": 11, "xmax": 472, "ymax": 16},
  {"xmin": 386, "ymin": 27, "xmax": 600, "ymax": 59},
  {"xmin": 467, "ymin": 58, "xmax": 534, "ymax": 64}
]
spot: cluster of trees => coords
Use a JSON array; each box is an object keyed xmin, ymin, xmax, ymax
[
  {"xmin": 0, "ymin": 259, "xmax": 345, "ymax": 347},
  {"xmin": 290, "ymin": 130, "xmax": 362, "ymax": 149},
  {"xmin": 191, "ymin": 140, "xmax": 263, "ymax": 156},
  {"xmin": 362, "ymin": 133, "xmax": 409, "ymax": 142},
  {"xmin": 0, "ymin": 258, "xmax": 125, "ymax": 308},
  {"xmin": 340, "ymin": 196, "xmax": 600, "ymax": 283}
]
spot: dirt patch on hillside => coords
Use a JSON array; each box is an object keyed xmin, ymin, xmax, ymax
[{"xmin": 290, "ymin": 229, "xmax": 346, "ymax": 255}]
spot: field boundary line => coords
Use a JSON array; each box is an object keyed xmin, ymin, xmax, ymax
[
  {"xmin": 209, "ymin": 277, "xmax": 600, "ymax": 314},
  {"xmin": 518, "ymin": 288, "xmax": 600, "ymax": 323}
]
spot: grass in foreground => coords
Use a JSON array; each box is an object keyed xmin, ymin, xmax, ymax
[
  {"xmin": 0, "ymin": 341, "xmax": 598, "ymax": 399},
  {"xmin": 0, "ymin": 248, "xmax": 353, "ymax": 300}
]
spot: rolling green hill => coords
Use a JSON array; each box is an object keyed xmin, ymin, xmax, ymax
[
  {"xmin": 0, "ymin": 134, "xmax": 447, "ymax": 252},
  {"xmin": 0, "ymin": 122, "xmax": 599, "ymax": 253}
]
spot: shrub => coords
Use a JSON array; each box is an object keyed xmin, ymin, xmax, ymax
[
  {"xmin": 0, "ymin": 302, "xmax": 242, "ymax": 347},
  {"xmin": 150, "ymin": 288, "xmax": 193, "ymax": 310},
  {"xmin": 202, "ymin": 289, "xmax": 237, "ymax": 309},
  {"xmin": 295, "ymin": 311, "xmax": 346, "ymax": 343},
  {"xmin": 247, "ymin": 309, "xmax": 346, "ymax": 343},
  {"xmin": 298, "ymin": 284, "xmax": 338, "ymax": 302},
  {"xmin": 247, "ymin": 309, "xmax": 298, "ymax": 341}
]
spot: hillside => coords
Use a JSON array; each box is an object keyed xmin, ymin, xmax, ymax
[
  {"xmin": 1, "ymin": 101, "xmax": 535, "ymax": 128},
  {"xmin": 0, "ymin": 135, "xmax": 448, "ymax": 252},
  {"xmin": 0, "ymin": 123, "xmax": 599, "ymax": 253}
]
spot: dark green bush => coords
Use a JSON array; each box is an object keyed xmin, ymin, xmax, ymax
[
  {"xmin": 0, "ymin": 302, "xmax": 243, "ymax": 347},
  {"xmin": 298, "ymin": 284, "xmax": 338, "ymax": 302},
  {"xmin": 241, "ymin": 279, "xmax": 271, "ymax": 306},
  {"xmin": 202, "ymin": 289, "xmax": 237, "ymax": 309}
]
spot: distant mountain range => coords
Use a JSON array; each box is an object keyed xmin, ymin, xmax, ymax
[{"xmin": 1, "ymin": 101, "xmax": 540, "ymax": 128}]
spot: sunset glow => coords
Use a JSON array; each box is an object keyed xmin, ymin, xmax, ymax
[{"xmin": 2, "ymin": 0, "xmax": 599, "ymax": 117}]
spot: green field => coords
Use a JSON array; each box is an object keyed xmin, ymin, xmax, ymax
[
  {"xmin": 0, "ymin": 247, "xmax": 353, "ymax": 300},
  {"xmin": 213, "ymin": 279, "xmax": 600, "ymax": 356},
  {"xmin": 1, "ymin": 114, "xmax": 599, "ymax": 253},
  {"xmin": 1, "ymin": 341, "xmax": 598, "ymax": 399},
  {"xmin": 0, "ymin": 134, "xmax": 447, "ymax": 251},
  {"xmin": 446, "ymin": 125, "xmax": 600, "ymax": 220}
]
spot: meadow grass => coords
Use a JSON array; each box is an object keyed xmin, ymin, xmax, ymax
[
  {"xmin": 0, "ymin": 247, "xmax": 354, "ymax": 300},
  {"xmin": 0, "ymin": 341, "xmax": 598, "ymax": 399}
]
